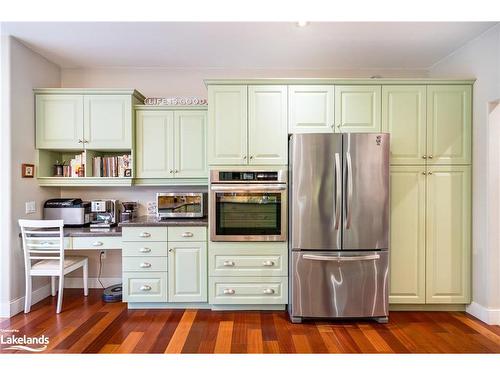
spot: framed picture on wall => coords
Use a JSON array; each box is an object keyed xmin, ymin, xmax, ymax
[{"xmin": 22, "ymin": 164, "xmax": 35, "ymax": 178}]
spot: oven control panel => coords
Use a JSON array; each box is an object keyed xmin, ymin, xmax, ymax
[{"xmin": 218, "ymin": 171, "xmax": 279, "ymax": 181}]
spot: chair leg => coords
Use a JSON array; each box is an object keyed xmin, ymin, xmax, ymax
[
  {"xmin": 51, "ymin": 276, "xmax": 56, "ymax": 296},
  {"xmin": 83, "ymin": 259, "xmax": 89, "ymax": 296},
  {"xmin": 56, "ymin": 275, "xmax": 64, "ymax": 314},
  {"xmin": 24, "ymin": 275, "xmax": 32, "ymax": 313}
]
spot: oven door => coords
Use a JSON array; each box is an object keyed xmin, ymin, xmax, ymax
[{"xmin": 210, "ymin": 184, "xmax": 287, "ymax": 241}]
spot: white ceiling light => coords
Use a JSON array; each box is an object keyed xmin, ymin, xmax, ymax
[{"xmin": 296, "ymin": 21, "xmax": 309, "ymax": 28}]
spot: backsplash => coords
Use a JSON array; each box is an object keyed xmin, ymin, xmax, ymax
[{"xmin": 60, "ymin": 185, "xmax": 208, "ymax": 216}]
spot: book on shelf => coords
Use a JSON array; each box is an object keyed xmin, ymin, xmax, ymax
[
  {"xmin": 64, "ymin": 151, "xmax": 86, "ymax": 177},
  {"xmin": 91, "ymin": 154, "xmax": 132, "ymax": 178}
]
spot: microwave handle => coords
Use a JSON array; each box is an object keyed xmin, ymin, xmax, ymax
[{"xmin": 210, "ymin": 184, "xmax": 286, "ymax": 191}]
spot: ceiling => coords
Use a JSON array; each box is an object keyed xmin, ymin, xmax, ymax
[{"xmin": 1, "ymin": 22, "xmax": 497, "ymax": 70}]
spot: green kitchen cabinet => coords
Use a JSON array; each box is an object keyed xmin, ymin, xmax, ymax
[
  {"xmin": 208, "ymin": 85, "xmax": 248, "ymax": 165},
  {"xmin": 168, "ymin": 241, "xmax": 208, "ymax": 303},
  {"xmin": 136, "ymin": 109, "xmax": 207, "ymax": 179},
  {"xmin": 83, "ymin": 95, "xmax": 132, "ymax": 149},
  {"xmin": 427, "ymin": 85, "xmax": 472, "ymax": 165},
  {"xmin": 288, "ymin": 85, "xmax": 335, "ymax": 133},
  {"xmin": 382, "ymin": 86, "xmax": 427, "ymax": 165},
  {"xmin": 335, "ymin": 85, "xmax": 381, "ymax": 133},
  {"xmin": 426, "ymin": 165, "xmax": 471, "ymax": 304},
  {"xmin": 35, "ymin": 94, "xmax": 84, "ymax": 149},
  {"xmin": 135, "ymin": 110, "xmax": 175, "ymax": 178},
  {"xmin": 389, "ymin": 166, "xmax": 426, "ymax": 304},
  {"xmin": 248, "ymin": 85, "xmax": 288, "ymax": 165}
]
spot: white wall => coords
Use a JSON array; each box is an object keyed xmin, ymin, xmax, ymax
[
  {"xmin": 430, "ymin": 24, "xmax": 500, "ymax": 324},
  {"xmin": 1, "ymin": 36, "xmax": 61, "ymax": 317}
]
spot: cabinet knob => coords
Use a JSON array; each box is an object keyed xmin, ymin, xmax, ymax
[
  {"xmin": 223, "ymin": 260, "xmax": 235, "ymax": 267},
  {"xmin": 263, "ymin": 288, "xmax": 275, "ymax": 295},
  {"xmin": 422, "ymin": 172, "xmax": 427, "ymax": 175},
  {"xmin": 139, "ymin": 247, "xmax": 151, "ymax": 253},
  {"xmin": 250, "ymin": 156, "xmax": 254, "ymax": 160},
  {"xmin": 243, "ymin": 156, "xmax": 247, "ymax": 160},
  {"xmin": 168, "ymin": 248, "xmax": 173, "ymax": 253},
  {"xmin": 139, "ymin": 232, "xmax": 151, "ymax": 238},
  {"xmin": 262, "ymin": 260, "xmax": 275, "ymax": 267},
  {"xmin": 78, "ymin": 139, "xmax": 83, "ymax": 143},
  {"xmin": 140, "ymin": 262, "xmax": 151, "ymax": 268},
  {"xmin": 428, "ymin": 172, "xmax": 433, "ymax": 175},
  {"xmin": 169, "ymin": 170, "xmax": 173, "ymax": 173},
  {"xmin": 428, "ymin": 155, "xmax": 433, "ymax": 159},
  {"xmin": 83, "ymin": 139, "xmax": 89, "ymax": 144},
  {"xmin": 92, "ymin": 241, "xmax": 103, "ymax": 247},
  {"xmin": 140, "ymin": 285, "xmax": 152, "ymax": 291},
  {"xmin": 223, "ymin": 288, "xmax": 235, "ymax": 295},
  {"xmin": 422, "ymin": 155, "xmax": 427, "ymax": 159},
  {"xmin": 174, "ymin": 169, "xmax": 179, "ymax": 173}
]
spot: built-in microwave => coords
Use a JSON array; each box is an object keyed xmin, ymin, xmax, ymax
[
  {"xmin": 209, "ymin": 170, "xmax": 287, "ymax": 241},
  {"xmin": 156, "ymin": 192, "xmax": 207, "ymax": 219}
]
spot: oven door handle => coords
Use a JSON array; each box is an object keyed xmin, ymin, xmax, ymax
[
  {"xmin": 210, "ymin": 184, "xmax": 286, "ymax": 191},
  {"xmin": 302, "ymin": 254, "xmax": 380, "ymax": 262}
]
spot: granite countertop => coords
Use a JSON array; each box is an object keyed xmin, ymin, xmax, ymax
[{"xmin": 119, "ymin": 215, "xmax": 208, "ymax": 227}]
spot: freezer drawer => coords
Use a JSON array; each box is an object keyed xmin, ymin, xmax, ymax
[{"xmin": 290, "ymin": 250, "xmax": 388, "ymax": 319}]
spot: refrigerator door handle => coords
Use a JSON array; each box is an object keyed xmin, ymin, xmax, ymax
[
  {"xmin": 345, "ymin": 151, "xmax": 353, "ymax": 229},
  {"xmin": 302, "ymin": 254, "xmax": 380, "ymax": 262},
  {"xmin": 334, "ymin": 152, "xmax": 341, "ymax": 230}
]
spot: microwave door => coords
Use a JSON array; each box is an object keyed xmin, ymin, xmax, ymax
[
  {"xmin": 290, "ymin": 134, "xmax": 342, "ymax": 251},
  {"xmin": 342, "ymin": 133, "xmax": 390, "ymax": 251}
]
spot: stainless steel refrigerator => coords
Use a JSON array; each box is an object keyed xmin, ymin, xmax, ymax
[{"xmin": 288, "ymin": 133, "xmax": 390, "ymax": 323}]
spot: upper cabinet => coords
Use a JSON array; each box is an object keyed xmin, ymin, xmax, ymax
[
  {"xmin": 35, "ymin": 89, "xmax": 144, "ymax": 150},
  {"xmin": 335, "ymin": 85, "xmax": 381, "ymax": 133},
  {"xmin": 427, "ymin": 85, "xmax": 472, "ymax": 165},
  {"xmin": 207, "ymin": 85, "xmax": 288, "ymax": 165},
  {"xmin": 136, "ymin": 108, "xmax": 208, "ymax": 179},
  {"xmin": 288, "ymin": 85, "xmax": 334, "ymax": 133},
  {"xmin": 382, "ymin": 86, "xmax": 427, "ymax": 165}
]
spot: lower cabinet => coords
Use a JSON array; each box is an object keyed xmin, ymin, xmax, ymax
[
  {"xmin": 209, "ymin": 276, "xmax": 288, "ymax": 305},
  {"xmin": 122, "ymin": 226, "xmax": 208, "ymax": 304},
  {"xmin": 389, "ymin": 165, "xmax": 471, "ymax": 304}
]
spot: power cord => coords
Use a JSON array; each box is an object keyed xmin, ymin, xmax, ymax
[{"xmin": 98, "ymin": 251, "xmax": 105, "ymax": 289}]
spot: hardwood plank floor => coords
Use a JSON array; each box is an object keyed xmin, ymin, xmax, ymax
[{"xmin": 0, "ymin": 290, "xmax": 499, "ymax": 354}]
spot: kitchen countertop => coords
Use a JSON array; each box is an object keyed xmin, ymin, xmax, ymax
[{"xmin": 119, "ymin": 215, "xmax": 208, "ymax": 227}]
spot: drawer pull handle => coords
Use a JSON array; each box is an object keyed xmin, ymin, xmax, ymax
[
  {"xmin": 139, "ymin": 232, "xmax": 151, "ymax": 238},
  {"xmin": 140, "ymin": 262, "xmax": 152, "ymax": 268},
  {"xmin": 223, "ymin": 289, "xmax": 235, "ymax": 295},
  {"xmin": 223, "ymin": 261, "xmax": 235, "ymax": 267},
  {"xmin": 139, "ymin": 247, "xmax": 151, "ymax": 253},
  {"xmin": 181, "ymin": 232, "xmax": 194, "ymax": 237},
  {"xmin": 140, "ymin": 285, "xmax": 152, "ymax": 291},
  {"xmin": 92, "ymin": 241, "xmax": 103, "ymax": 247},
  {"xmin": 263, "ymin": 288, "xmax": 275, "ymax": 295},
  {"xmin": 262, "ymin": 260, "xmax": 275, "ymax": 266}
]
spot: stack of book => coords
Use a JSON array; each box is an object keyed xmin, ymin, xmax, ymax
[
  {"xmin": 92, "ymin": 154, "xmax": 132, "ymax": 177},
  {"xmin": 63, "ymin": 151, "xmax": 86, "ymax": 177}
]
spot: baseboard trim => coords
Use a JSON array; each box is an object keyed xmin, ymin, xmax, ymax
[
  {"xmin": 211, "ymin": 304, "xmax": 286, "ymax": 311},
  {"xmin": 64, "ymin": 277, "xmax": 121, "ymax": 289},
  {"xmin": 9, "ymin": 283, "xmax": 51, "ymax": 317},
  {"xmin": 128, "ymin": 302, "xmax": 211, "ymax": 309},
  {"xmin": 466, "ymin": 302, "xmax": 500, "ymax": 325},
  {"xmin": 389, "ymin": 304, "xmax": 466, "ymax": 311}
]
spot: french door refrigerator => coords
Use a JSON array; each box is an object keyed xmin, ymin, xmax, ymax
[{"xmin": 288, "ymin": 133, "xmax": 390, "ymax": 323}]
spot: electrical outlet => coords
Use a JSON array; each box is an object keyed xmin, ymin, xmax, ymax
[
  {"xmin": 25, "ymin": 201, "xmax": 36, "ymax": 214},
  {"xmin": 100, "ymin": 250, "xmax": 107, "ymax": 259}
]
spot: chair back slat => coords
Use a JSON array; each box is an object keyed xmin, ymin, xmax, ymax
[{"xmin": 19, "ymin": 219, "xmax": 65, "ymax": 266}]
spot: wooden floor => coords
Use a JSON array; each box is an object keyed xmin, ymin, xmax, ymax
[{"xmin": 1, "ymin": 290, "xmax": 499, "ymax": 354}]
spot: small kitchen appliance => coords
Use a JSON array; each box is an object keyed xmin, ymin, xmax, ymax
[
  {"xmin": 120, "ymin": 201, "xmax": 138, "ymax": 222},
  {"xmin": 156, "ymin": 192, "xmax": 207, "ymax": 219},
  {"xmin": 43, "ymin": 198, "xmax": 91, "ymax": 227},
  {"xmin": 90, "ymin": 199, "xmax": 120, "ymax": 228}
]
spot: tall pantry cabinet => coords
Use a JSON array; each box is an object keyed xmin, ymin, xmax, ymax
[{"xmin": 383, "ymin": 84, "xmax": 472, "ymax": 305}]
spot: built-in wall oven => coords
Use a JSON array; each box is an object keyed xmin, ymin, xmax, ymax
[{"xmin": 210, "ymin": 169, "xmax": 287, "ymax": 241}]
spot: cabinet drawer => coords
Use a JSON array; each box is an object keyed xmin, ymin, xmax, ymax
[
  {"xmin": 209, "ymin": 248, "xmax": 287, "ymax": 277},
  {"xmin": 122, "ymin": 256, "xmax": 167, "ymax": 272},
  {"xmin": 122, "ymin": 227, "xmax": 168, "ymax": 242},
  {"xmin": 122, "ymin": 242, "xmax": 168, "ymax": 257},
  {"xmin": 209, "ymin": 277, "xmax": 288, "ymax": 305},
  {"xmin": 123, "ymin": 272, "xmax": 167, "ymax": 303},
  {"xmin": 168, "ymin": 226, "xmax": 207, "ymax": 242},
  {"xmin": 72, "ymin": 236, "xmax": 122, "ymax": 250}
]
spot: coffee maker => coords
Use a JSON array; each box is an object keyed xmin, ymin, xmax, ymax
[
  {"xmin": 121, "ymin": 201, "xmax": 138, "ymax": 222},
  {"xmin": 90, "ymin": 199, "xmax": 120, "ymax": 229}
]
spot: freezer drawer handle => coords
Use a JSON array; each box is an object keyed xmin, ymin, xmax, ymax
[
  {"xmin": 302, "ymin": 254, "xmax": 380, "ymax": 262},
  {"xmin": 223, "ymin": 288, "xmax": 235, "ymax": 295}
]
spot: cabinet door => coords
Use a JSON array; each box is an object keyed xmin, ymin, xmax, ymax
[
  {"xmin": 335, "ymin": 85, "xmax": 381, "ymax": 133},
  {"xmin": 426, "ymin": 165, "xmax": 471, "ymax": 303},
  {"xmin": 168, "ymin": 241, "xmax": 207, "ymax": 302},
  {"xmin": 36, "ymin": 94, "xmax": 84, "ymax": 149},
  {"xmin": 389, "ymin": 166, "xmax": 426, "ymax": 304},
  {"xmin": 136, "ymin": 111, "xmax": 174, "ymax": 178},
  {"xmin": 174, "ymin": 111, "xmax": 208, "ymax": 178},
  {"xmin": 427, "ymin": 85, "xmax": 472, "ymax": 165},
  {"xmin": 288, "ymin": 85, "xmax": 334, "ymax": 133},
  {"xmin": 84, "ymin": 95, "xmax": 132, "ymax": 149},
  {"xmin": 248, "ymin": 85, "xmax": 288, "ymax": 165},
  {"xmin": 382, "ymin": 86, "xmax": 427, "ymax": 165},
  {"xmin": 208, "ymin": 85, "xmax": 247, "ymax": 165}
]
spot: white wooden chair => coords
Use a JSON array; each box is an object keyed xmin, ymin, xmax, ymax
[{"xmin": 19, "ymin": 219, "xmax": 88, "ymax": 314}]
